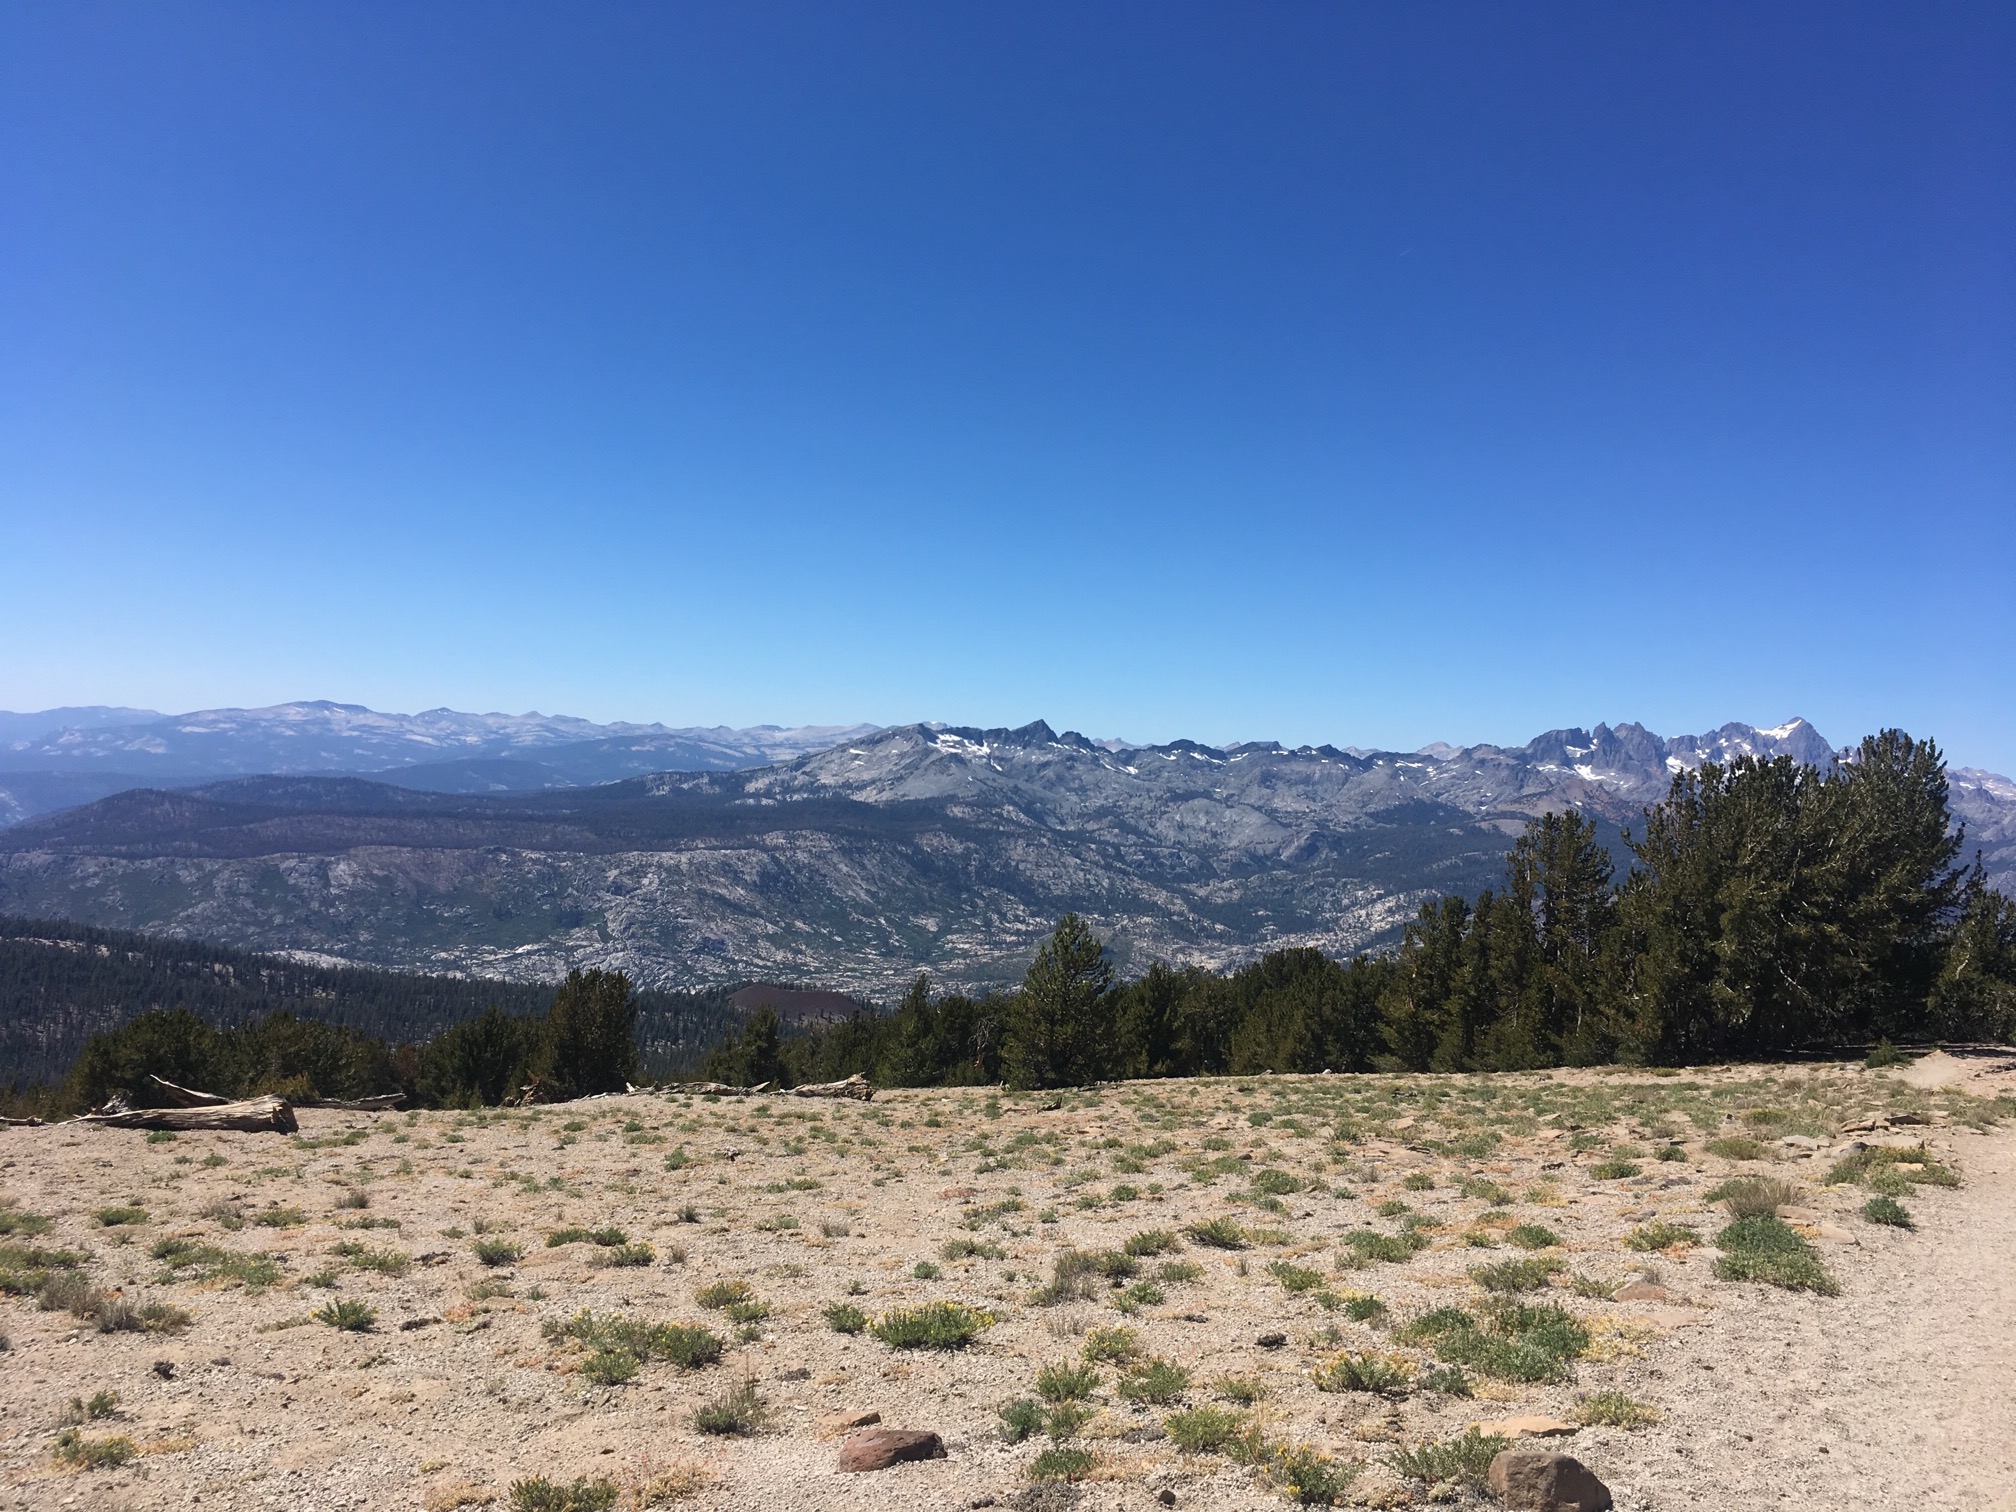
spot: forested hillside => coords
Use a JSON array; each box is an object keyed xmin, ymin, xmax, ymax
[
  {"xmin": 707, "ymin": 731, "xmax": 2016, "ymax": 1089},
  {"xmin": 0, "ymin": 917, "xmax": 739, "ymax": 1087}
]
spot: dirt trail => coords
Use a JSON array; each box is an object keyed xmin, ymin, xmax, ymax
[{"xmin": 1598, "ymin": 1053, "xmax": 2016, "ymax": 1512}]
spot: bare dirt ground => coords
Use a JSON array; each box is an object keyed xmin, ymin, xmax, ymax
[{"xmin": 2, "ymin": 1051, "xmax": 2012, "ymax": 1512}]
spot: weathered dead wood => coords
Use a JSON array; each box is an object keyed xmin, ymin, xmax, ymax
[
  {"xmin": 77, "ymin": 1095, "xmax": 299, "ymax": 1134},
  {"xmin": 660, "ymin": 1080, "xmax": 771, "ymax": 1097},
  {"xmin": 148, "ymin": 1074, "xmax": 230, "ymax": 1107},
  {"xmin": 2, "ymin": 1116, "xmax": 45, "ymax": 1127},
  {"xmin": 790, "ymin": 1074, "xmax": 874, "ymax": 1102}
]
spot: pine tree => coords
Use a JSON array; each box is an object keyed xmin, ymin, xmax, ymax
[
  {"xmin": 536, "ymin": 968, "xmax": 639, "ymax": 1097},
  {"xmin": 1005, "ymin": 914, "xmax": 1116, "ymax": 1089}
]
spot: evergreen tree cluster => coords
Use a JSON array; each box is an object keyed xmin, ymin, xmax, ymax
[
  {"xmin": 0, "ymin": 915, "xmax": 736, "ymax": 1096},
  {"xmin": 707, "ymin": 730, "xmax": 2016, "ymax": 1089},
  {"xmin": 49, "ymin": 967, "xmax": 644, "ymax": 1113}
]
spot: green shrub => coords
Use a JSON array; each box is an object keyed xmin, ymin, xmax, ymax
[
  {"xmin": 1864, "ymin": 1039, "xmax": 1912, "ymax": 1069},
  {"xmin": 68, "ymin": 1390, "xmax": 120, "ymax": 1421},
  {"xmin": 1863, "ymin": 1195, "xmax": 1913, "ymax": 1228},
  {"xmin": 254, "ymin": 1206, "xmax": 307, "ymax": 1228},
  {"xmin": 52, "ymin": 1429, "xmax": 137, "ymax": 1470},
  {"xmin": 1266, "ymin": 1443, "xmax": 1358, "ymax": 1506},
  {"xmin": 313, "ymin": 1298, "xmax": 376, "ymax": 1332},
  {"xmin": 1416, "ymin": 1364, "xmax": 1472, "ymax": 1396},
  {"xmin": 1718, "ymin": 1177, "xmax": 1799, "ymax": 1218},
  {"xmin": 724, "ymin": 1298, "xmax": 769, "ymax": 1324},
  {"xmin": 1184, "ymin": 1217, "xmax": 1247, "ymax": 1249},
  {"xmin": 1036, "ymin": 1361, "xmax": 1101, "ymax": 1402},
  {"xmin": 1626, "ymin": 1221, "xmax": 1700, "ymax": 1251},
  {"xmin": 0, "ymin": 1205, "xmax": 54, "ymax": 1238},
  {"xmin": 871, "ymin": 1301, "xmax": 994, "ymax": 1350},
  {"xmin": 1574, "ymin": 1390, "xmax": 1660, "ymax": 1428},
  {"xmin": 136, "ymin": 1300, "xmax": 192, "ymax": 1333},
  {"xmin": 1399, "ymin": 1300, "xmax": 1589, "ymax": 1382},
  {"xmin": 1212, "ymin": 1375, "xmax": 1267, "ymax": 1405},
  {"xmin": 1117, "ymin": 1359, "xmax": 1190, "ymax": 1404},
  {"xmin": 824, "ymin": 1302, "xmax": 868, "ymax": 1333},
  {"xmin": 999, "ymin": 1397, "xmax": 1046, "ymax": 1443},
  {"xmin": 1157, "ymin": 1259, "xmax": 1204, "ymax": 1283},
  {"xmin": 1313, "ymin": 1352, "xmax": 1410, "ymax": 1396},
  {"xmin": 1081, "ymin": 1325, "xmax": 1142, "ymax": 1363},
  {"xmin": 1714, "ymin": 1216, "xmax": 1839, "ymax": 1294},
  {"xmin": 95, "ymin": 1205, "xmax": 147, "ymax": 1227},
  {"xmin": 1705, "ymin": 1136, "xmax": 1770, "ymax": 1161},
  {"xmin": 692, "ymin": 1378, "xmax": 762, "ymax": 1435},
  {"xmin": 1460, "ymin": 1178, "xmax": 1512, "ymax": 1205},
  {"xmin": 1341, "ymin": 1228, "xmax": 1427, "ymax": 1265},
  {"xmin": 508, "ymin": 1477, "xmax": 618, "ymax": 1512},
  {"xmin": 581, "ymin": 1349, "xmax": 639, "ymax": 1385},
  {"xmin": 1342, "ymin": 1293, "xmax": 1387, "ymax": 1323},
  {"xmin": 1252, "ymin": 1169, "xmax": 1305, "ymax": 1195},
  {"xmin": 1123, "ymin": 1229, "xmax": 1180, "ymax": 1256},
  {"xmin": 1269, "ymin": 1260, "xmax": 1325, "ymax": 1293},
  {"xmin": 1389, "ymin": 1428, "xmax": 1510, "ymax": 1487},
  {"xmin": 940, "ymin": 1238, "xmax": 1006, "ymax": 1261},
  {"xmin": 1590, "ymin": 1158, "xmax": 1640, "ymax": 1180},
  {"xmin": 336, "ymin": 1242, "xmax": 410, "ymax": 1276},
  {"xmin": 0, "ymin": 1242, "xmax": 86, "ymax": 1296},
  {"xmin": 545, "ymin": 1311, "xmax": 722, "ymax": 1369},
  {"xmin": 1165, "ymin": 1406, "xmax": 1248, "ymax": 1454},
  {"xmin": 1029, "ymin": 1446, "xmax": 1094, "ymax": 1481},
  {"xmin": 473, "ymin": 1239, "xmax": 524, "ymax": 1267},
  {"xmin": 593, "ymin": 1242, "xmax": 654, "ymax": 1268},
  {"xmin": 1042, "ymin": 1402, "xmax": 1092, "ymax": 1440},
  {"xmin": 1825, "ymin": 1143, "xmax": 1959, "ymax": 1189},
  {"xmin": 148, "ymin": 1239, "xmax": 281, "ymax": 1290},
  {"xmin": 695, "ymin": 1279, "xmax": 752, "ymax": 1310},
  {"xmin": 1505, "ymin": 1223, "xmax": 1560, "ymax": 1250},
  {"xmin": 1469, "ymin": 1257, "xmax": 1561, "ymax": 1292}
]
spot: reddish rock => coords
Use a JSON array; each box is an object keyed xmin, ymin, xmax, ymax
[
  {"xmin": 837, "ymin": 1428, "xmax": 946, "ymax": 1473},
  {"xmin": 1486, "ymin": 1451, "xmax": 1613, "ymax": 1512},
  {"xmin": 819, "ymin": 1409, "xmax": 881, "ymax": 1436}
]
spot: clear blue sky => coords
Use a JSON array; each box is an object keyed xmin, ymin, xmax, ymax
[{"xmin": 3, "ymin": 3, "xmax": 2011, "ymax": 766}]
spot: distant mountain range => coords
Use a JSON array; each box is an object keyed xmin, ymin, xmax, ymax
[
  {"xmin": 3, "ymin": 708, "xmax": 2008, "ymax": 1002},
  {"xmin": 0, "ymin": 701, "xmax": 881, "ymax": 824}
]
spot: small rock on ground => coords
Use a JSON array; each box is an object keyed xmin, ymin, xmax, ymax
[
  {"xmin": 1487, "ymin": 1450, "xmax": 1613, "ymax": 1512},
  {"xmin": 836, "ymin": 1427, "xmax": 946, "ymax": 1473}
]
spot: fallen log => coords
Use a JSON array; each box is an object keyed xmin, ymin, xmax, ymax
[
  {"xmin": 148, "ymin": 1075, "xmax": 231, "ymax": 1107},
  {"xmin": 77, "ymin": 1095, "xmax": 299, "ymax": 1134},
  {"xmin": 659, "ymin": 1080, "xmax": 771, "ymax": 1097},
  {"xmin": 791, "ymin": 1073, "xmax": 874, "ymax": 1102}
]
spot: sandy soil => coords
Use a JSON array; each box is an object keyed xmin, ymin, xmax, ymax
[{"xmin": 1, "ymin": 1052, "xmax": 2011, "ymax": 1512}]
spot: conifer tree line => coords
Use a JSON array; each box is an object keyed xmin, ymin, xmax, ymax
[
  {"xmin": 43, "ymin": 968, "xmax": 646, "ymax": 1114},
  {"xmin": 707, "ymin": 731, "xmax": 2016, "ymax": 1090},
  {"xmin": 19, "ymin": 727, "xmax": 2016, "ymax": 1110}
]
